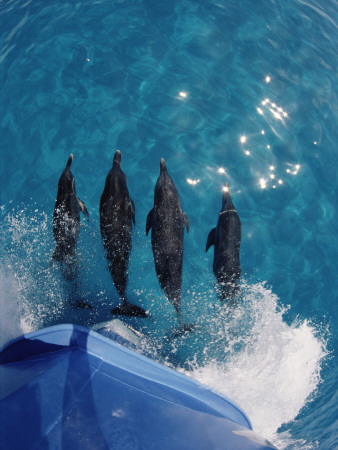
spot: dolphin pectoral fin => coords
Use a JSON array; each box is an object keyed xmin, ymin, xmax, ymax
[
  {"xmin": 146, "ymin": 208, "xmax": 154, "ymax": 235},
  {"xmin": 111, "ymin": 302, "xmax": 148, "ymax": 318},
  {"xmin": 183, "ymin": 212, "xmax": 190, "ymax": 233},
  {"xmin": 78, "ymin": 198, "xmax": 89, "ymax": 219},
  {"xmin": 130, "ymin": 198, "xmax": 136, "ymax": 225},
  {"xmin": 206, "ymin": 228, "xmax": 216, "ymax": 252}
]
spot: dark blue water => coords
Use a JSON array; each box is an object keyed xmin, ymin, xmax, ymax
[{"xmin": 1, "ymin": 0, "xmax": 337, "ymax": 448}]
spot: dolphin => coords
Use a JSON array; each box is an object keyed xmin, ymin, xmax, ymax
[
  {"xmin": 52, "ymin": 153, "xmax": 89, "ymax": 280},
  {"xmin": 146, "ymin": 158, "xmax": 189, "ymax": 316},
  {"xmin": 206, "ymin": 183, "xmax": 241, "ymax": 300},
  {"xmin": 100, "ymin": 150, "xmax": 147, "ymax": 317}
]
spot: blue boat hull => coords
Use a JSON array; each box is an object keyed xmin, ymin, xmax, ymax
[{"xmin": 0, "ymin": 324, "xmax": 275, "ymax": 449}]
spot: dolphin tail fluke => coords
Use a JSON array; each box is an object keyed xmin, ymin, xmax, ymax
[
  {"xmin": 169, "ymin": 321, "xmax": 196, "ymax": 338},
  {"xmin": 66, "ymin": 298, "xmax": 94, "ymax": 310},
  {"xmin": 111, "ymin": 301, "xmax": 148, "ymax": 318}
]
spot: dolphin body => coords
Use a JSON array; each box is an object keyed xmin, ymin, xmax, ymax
[
  {"xmin": 206, "ymin": 183, "xmax": 241, "ymax": 300},
  {"xmin": 146, "ymin": 158, "xmax": 189, "ymax": 316},
  {"xmin": 100, "ymin": 150, "xmax": 147, "ymax": 317},
  {"xmin": 52, "ymin": 154, "xmax": 89, "ymax": 280}
]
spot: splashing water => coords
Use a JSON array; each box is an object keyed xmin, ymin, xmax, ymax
[
  {"xmin": 0, "ymin": 266, "xmax": 33, "ymax": 348},
  {"xmin": 181, "ymin": 283, "xmax": 327, "ymax": 444},
  {"xmin": 0, "ymin": 206, "xmax": 329, "ymax": 448}
]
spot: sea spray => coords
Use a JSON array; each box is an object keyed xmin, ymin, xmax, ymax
[
  {"xmin": 0, "ymin": 266, "xmax": 33, "ymax": 348},
  {"xmin": 0, "ymin": 205, "xmax": 67, "ymax": 331},
  {"xmin": 0, "ymin": 205, "xmax": 127, "ymax": 331},
  {"xmin": 179, "ymin": 282, "xmax": 328, "ymax": 447},
  {"xmin": 0, "ymin": 206, "xmax": 329, "ymax": 449}
]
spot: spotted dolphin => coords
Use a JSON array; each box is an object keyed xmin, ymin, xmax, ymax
[
  {"xmin": 146, "ymin": 158, "xmax": 189, "ymax": 316},
  {"xmin": 100, "ymin": 150, "xmax": 147, "ymax": 317},
  {"xmin": 206, "ymin": 183, "xmax": 241, "ymax": 300},
  {"xmin": 52, "ymin": 153, "xmax": 88, "ymax": 280}
]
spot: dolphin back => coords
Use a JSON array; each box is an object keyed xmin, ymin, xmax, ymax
[
  {"xmin": 100, "ymin": 151, "xmax": 146, "ymax": 318},
  {"xmin": 53, "ymin": 155, "xmax": 88, "ymax": 264},
  {"xmin": 213, "ymin": 210, "xmax": 241, "ymax": 279},
  {"xmin": 147, "ymin": 159, "xmax": 189, "ymax": 316},
  {"xmin": 100, "ymin": 157, "xmax": 134, "ymax": 295},
  {"xmin": 206, "ymin": 186, "xmax": 241, "ymax": 300}
]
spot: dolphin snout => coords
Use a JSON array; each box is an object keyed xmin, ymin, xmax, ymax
[
  {"xmin": 160, "ymin": 158, "xmax": 166, "ymax": 171},
  {"xmin": 66, "ymin": 154, "xmax": 73, "ymax": 168},
  {"xmin": 113, "ymin": 150, "xmax": 122, "ymax": 165}
]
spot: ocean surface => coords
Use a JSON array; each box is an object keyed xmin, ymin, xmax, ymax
[{"xmin": 0, "ymin": 0, "xmax": 337, "ymax": 448}]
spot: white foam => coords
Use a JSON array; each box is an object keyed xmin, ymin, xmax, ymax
[
  {"xmin": 183, "ymin": 283, "xmax": 327, "ymax": 445},
  {"xmin": 0, "ymin": 266, "xmax": 33, "ymax": 348},
  {"xmin": 92, "ymin": 319, "xmax": 143, "ymax": 347}
]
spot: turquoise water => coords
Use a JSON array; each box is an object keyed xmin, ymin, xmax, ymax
[{"xmin": 1, "ymin": 0, "xmax": 337, "ymax": 448}]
